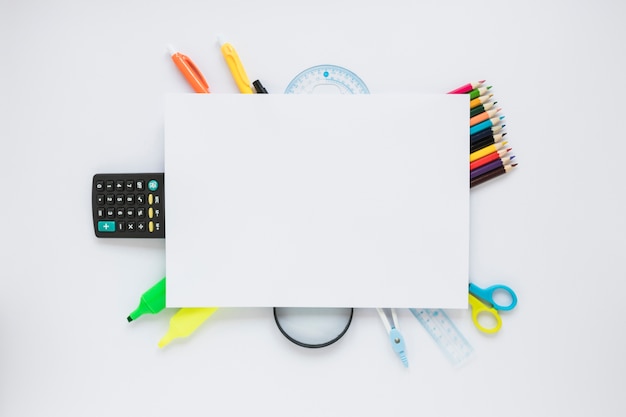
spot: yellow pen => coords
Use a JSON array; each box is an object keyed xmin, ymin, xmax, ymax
[
  {"xmin": 218, "ymin": 35, "xmax": 254, "ymax": 94},
  {"xmin": 158, "ymin": 307, "xmax": 218, "ymax": 348}
]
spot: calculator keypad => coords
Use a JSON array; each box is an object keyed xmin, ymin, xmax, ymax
[{"xmin": 92, "ymin": 173, "xmax": 165, "ymax": 238}]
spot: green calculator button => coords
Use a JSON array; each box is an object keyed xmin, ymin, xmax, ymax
[
  {"xmin": 98, "ymin": 221, "xmax": 116, "ymax": 232},
  {"xmin": 148, "ymin": 179, "xmax": 159, "ymax": 191}
]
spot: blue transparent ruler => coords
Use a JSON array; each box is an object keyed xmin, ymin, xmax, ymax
[
  {"xmin": 410, "ymin": 308, "xmax": 474, "ymax": 367},
  {"xmin": 284, "ymin": 64, "xmax": 370, "ymax": 94}
]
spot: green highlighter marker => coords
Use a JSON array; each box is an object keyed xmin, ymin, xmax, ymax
[{"xmin": 127, "ymin": 277, "xmax": 166, "ymax": 322}]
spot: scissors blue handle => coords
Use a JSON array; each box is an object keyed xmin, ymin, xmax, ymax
[
  {"xmin": 468, "ymin": 283, "xmax": 517, "ymax": 334},
  {"xmin": 469, "ymin": 283, "xmax": 517, "ymax": 311}
]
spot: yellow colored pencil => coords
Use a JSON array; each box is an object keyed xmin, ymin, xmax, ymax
[{"xmin": 470, "ymin": 141, "xmax": 508, "ymax": 163}]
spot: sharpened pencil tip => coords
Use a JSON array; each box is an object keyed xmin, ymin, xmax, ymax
[
  {"xmin": 479, "ymin": 79, "xmax": 486, "ymax": 83},
  {"xmin": 512, "ymin": 163, "xmax": 518, "ymax": 167},
  {"xmin": 507, "ymin": 148, "xmax": 512, "ymax": 152},
  {"xmin": 487, "ymin": 86, "xmax": 492, "ymax": 89}
]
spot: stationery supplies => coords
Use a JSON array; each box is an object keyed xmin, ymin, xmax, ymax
[
  {"xmin": 469, "ymin": 133, "xmax": 506, "ymax": 153},
  {"xmin": 158, "ymin": 307, "xmax": 218, "ymax": 348},
  {"xmin": 470, "ymin": 163, "xmax": 516, "ymax": 188},
  {"xmin": 409, "ymin": 308, "xmax": 474, "ymax": 367},
  {"xmin": 468, "ymin": 86, "xmax": 492, "ymax": 100},
  {"xmin": 469, "ymin": 94, "xmax": 493, "ymax": 109},
  {"xmin": 470, "ymin": 141, "xmax": 508, "ymax": 163},
  {"xmin": 468, "ymin": 283, "xmax": 518, "ymax": 334},
  {"xmin": 462, "ymin": 81, "xmax": 516, "ymax": 187},
  {"xmin": 376, "ymin": 308, "xmax": 408, "ymax": 367},
  {"xmin": 470, "ymin": 156, "xmax": 515, "ymax": 180},
  {"xmin": 447, "ymin": 80, "xmax": 485, "ymax": 94},
  {"xmin": 284, "ymin": 64, "xmax": 370, "ymax": 94},
  {"xmin": 164, "ymin": 93, "xmax": 469, "ymax": 308},
  {"xmin": 469, "ymin": 146, "xmax": 510, "ymax": 170},
  {"xmin": 273, "ymin": 307, "xmax": 354, "ymax": 348},
  {"xmin": 218, "ymin": 35, "xmax": 254, "ymax": 94},
  {"xmin": 92, "ymin": 173, "xmax": 165, "ymax": 238},
  {"xmin": 470, "ymin": 101, "xmax": 497, "ymax": 118},
  {"xmin": 127, "ymin": 277, "xmax": 166, "ymax": 321},
  {"xmin": 253, "ymin": 80, "xmax": 268, "ymax": 93},
  {"xmin": 167, "ymin": 44, "xmax": 210, "ymax": 93},
  {"xmin": 470, "ymin": 115, "xmax": 504, "ymax": 135},
  {"xmin": 470, "ymin": 124, "xmax": 504, "ymax": 143},
  {"xmin": 469, "ymin": 108, "xmax": 501, "ymax": 127}
]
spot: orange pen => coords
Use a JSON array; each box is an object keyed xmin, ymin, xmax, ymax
[{"xmin": 167, "ymin": 44, "xmax": 210, "ymax": 93}]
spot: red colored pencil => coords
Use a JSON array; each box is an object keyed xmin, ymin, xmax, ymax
[
  {"xmin": 469, "ymin": 148, "xmax": 511, "ymax": 171},
  {"xmin": 448, "ymin": 80, "xmax": 486, "ymax": 94}
]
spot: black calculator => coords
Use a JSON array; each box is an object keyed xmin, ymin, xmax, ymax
[{"xmin": 92, "ymin": 173, "xmax": 165, "ymax": 238}]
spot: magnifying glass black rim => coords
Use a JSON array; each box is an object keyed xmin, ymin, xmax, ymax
[{"xmin": 273, "ymin": 307, "xmax": 354, "ymax": 349}]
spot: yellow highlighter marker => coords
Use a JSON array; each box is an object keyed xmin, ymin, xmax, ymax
[
  {"xmin": 158, "ymin": 307, "xmax": 218, "ymax": 348},
  {"xmin": 218, "ymin": 35, "xmax": 253, "ymax": 94}
]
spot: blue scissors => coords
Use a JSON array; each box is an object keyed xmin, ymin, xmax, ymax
[{"xmin": 468, "ymin": 283, "xmax": 518, "ymax": 334}]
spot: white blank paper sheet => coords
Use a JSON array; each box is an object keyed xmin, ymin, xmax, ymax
[{"xmin": 164, "ymin": 94, "xmax": 468, "ymax": 308}]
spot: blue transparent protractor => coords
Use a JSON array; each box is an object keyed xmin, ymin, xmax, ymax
[{"xmin": 284, "ymin": 64, "xmax": 370, "ymax": 94}]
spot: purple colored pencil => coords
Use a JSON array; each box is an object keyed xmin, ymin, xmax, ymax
[{"xmin": 471, "ymin": 158, "xmax": 507, "ymax": 179}]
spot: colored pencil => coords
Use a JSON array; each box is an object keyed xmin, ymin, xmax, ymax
[
  {"xmin": 470, "ymin": 94, "xmax": 493, "ymax": 109},
  {"xmin": 470, "ymin": 124, "xmax": 504, "ymax": 143},
  {"xmin": 448, "ymin": 80, "xmax": 486, "ymax": 94},
  {"xmin": 470, "ymin": 141, "xmax": 508, "ymax": 162},
  {"xmin": 469, "ymin": 147, "xmax": 512, "ymax": 171},
  {"xmin": 470, "ymin": 163, "xmax": 517, "ymax": 188},
  {"xmin": 469, "ymin": 108, "xmax": 501, "ymax": 127},
  {"xmin": 470, "ymin": 155, "xmax": 515, "ymax": 179},
  {"xmin": 470, "ymin": 134, "xmax": 506, "ymax": 153},
  {"xmin": 470, "ymin": 116, "xmax": 504, "ymax": 135},
  {"xmin": 469, "ymin": 86, "xmax": 492, "ymax": 100},
  {"xmin": 470, "ymin": 101, "xmax": 497, "ymax": 118}
]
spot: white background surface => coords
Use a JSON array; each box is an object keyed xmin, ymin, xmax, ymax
[
  {"xmin": 164, "ymin": 94, "xmax": 469, "ymax": 308},
  {"xmin": 1, "ymin": 1, "xmax": 625, "ymax": 416}
]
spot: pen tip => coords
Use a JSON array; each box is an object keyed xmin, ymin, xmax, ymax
[
  {"xmin": 127, "ymin": 316, "xmax": 133, "ymax": 322},
  {"xmin": 166, "ymin": 44, "xmax": 176, "ymax": 56},
  {"xmin": 216, "ymin": 34, "xmax": 225, "ymax": 46}
]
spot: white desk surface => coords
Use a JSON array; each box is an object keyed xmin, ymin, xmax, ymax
[{"xmin": 1, "ymin": 1, "xmax": 625, "ymax": 416}]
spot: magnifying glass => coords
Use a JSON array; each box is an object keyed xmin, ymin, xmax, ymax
[{"xmin": 273, "ymin": 307, "xmax": 354, "ymax": 348}]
